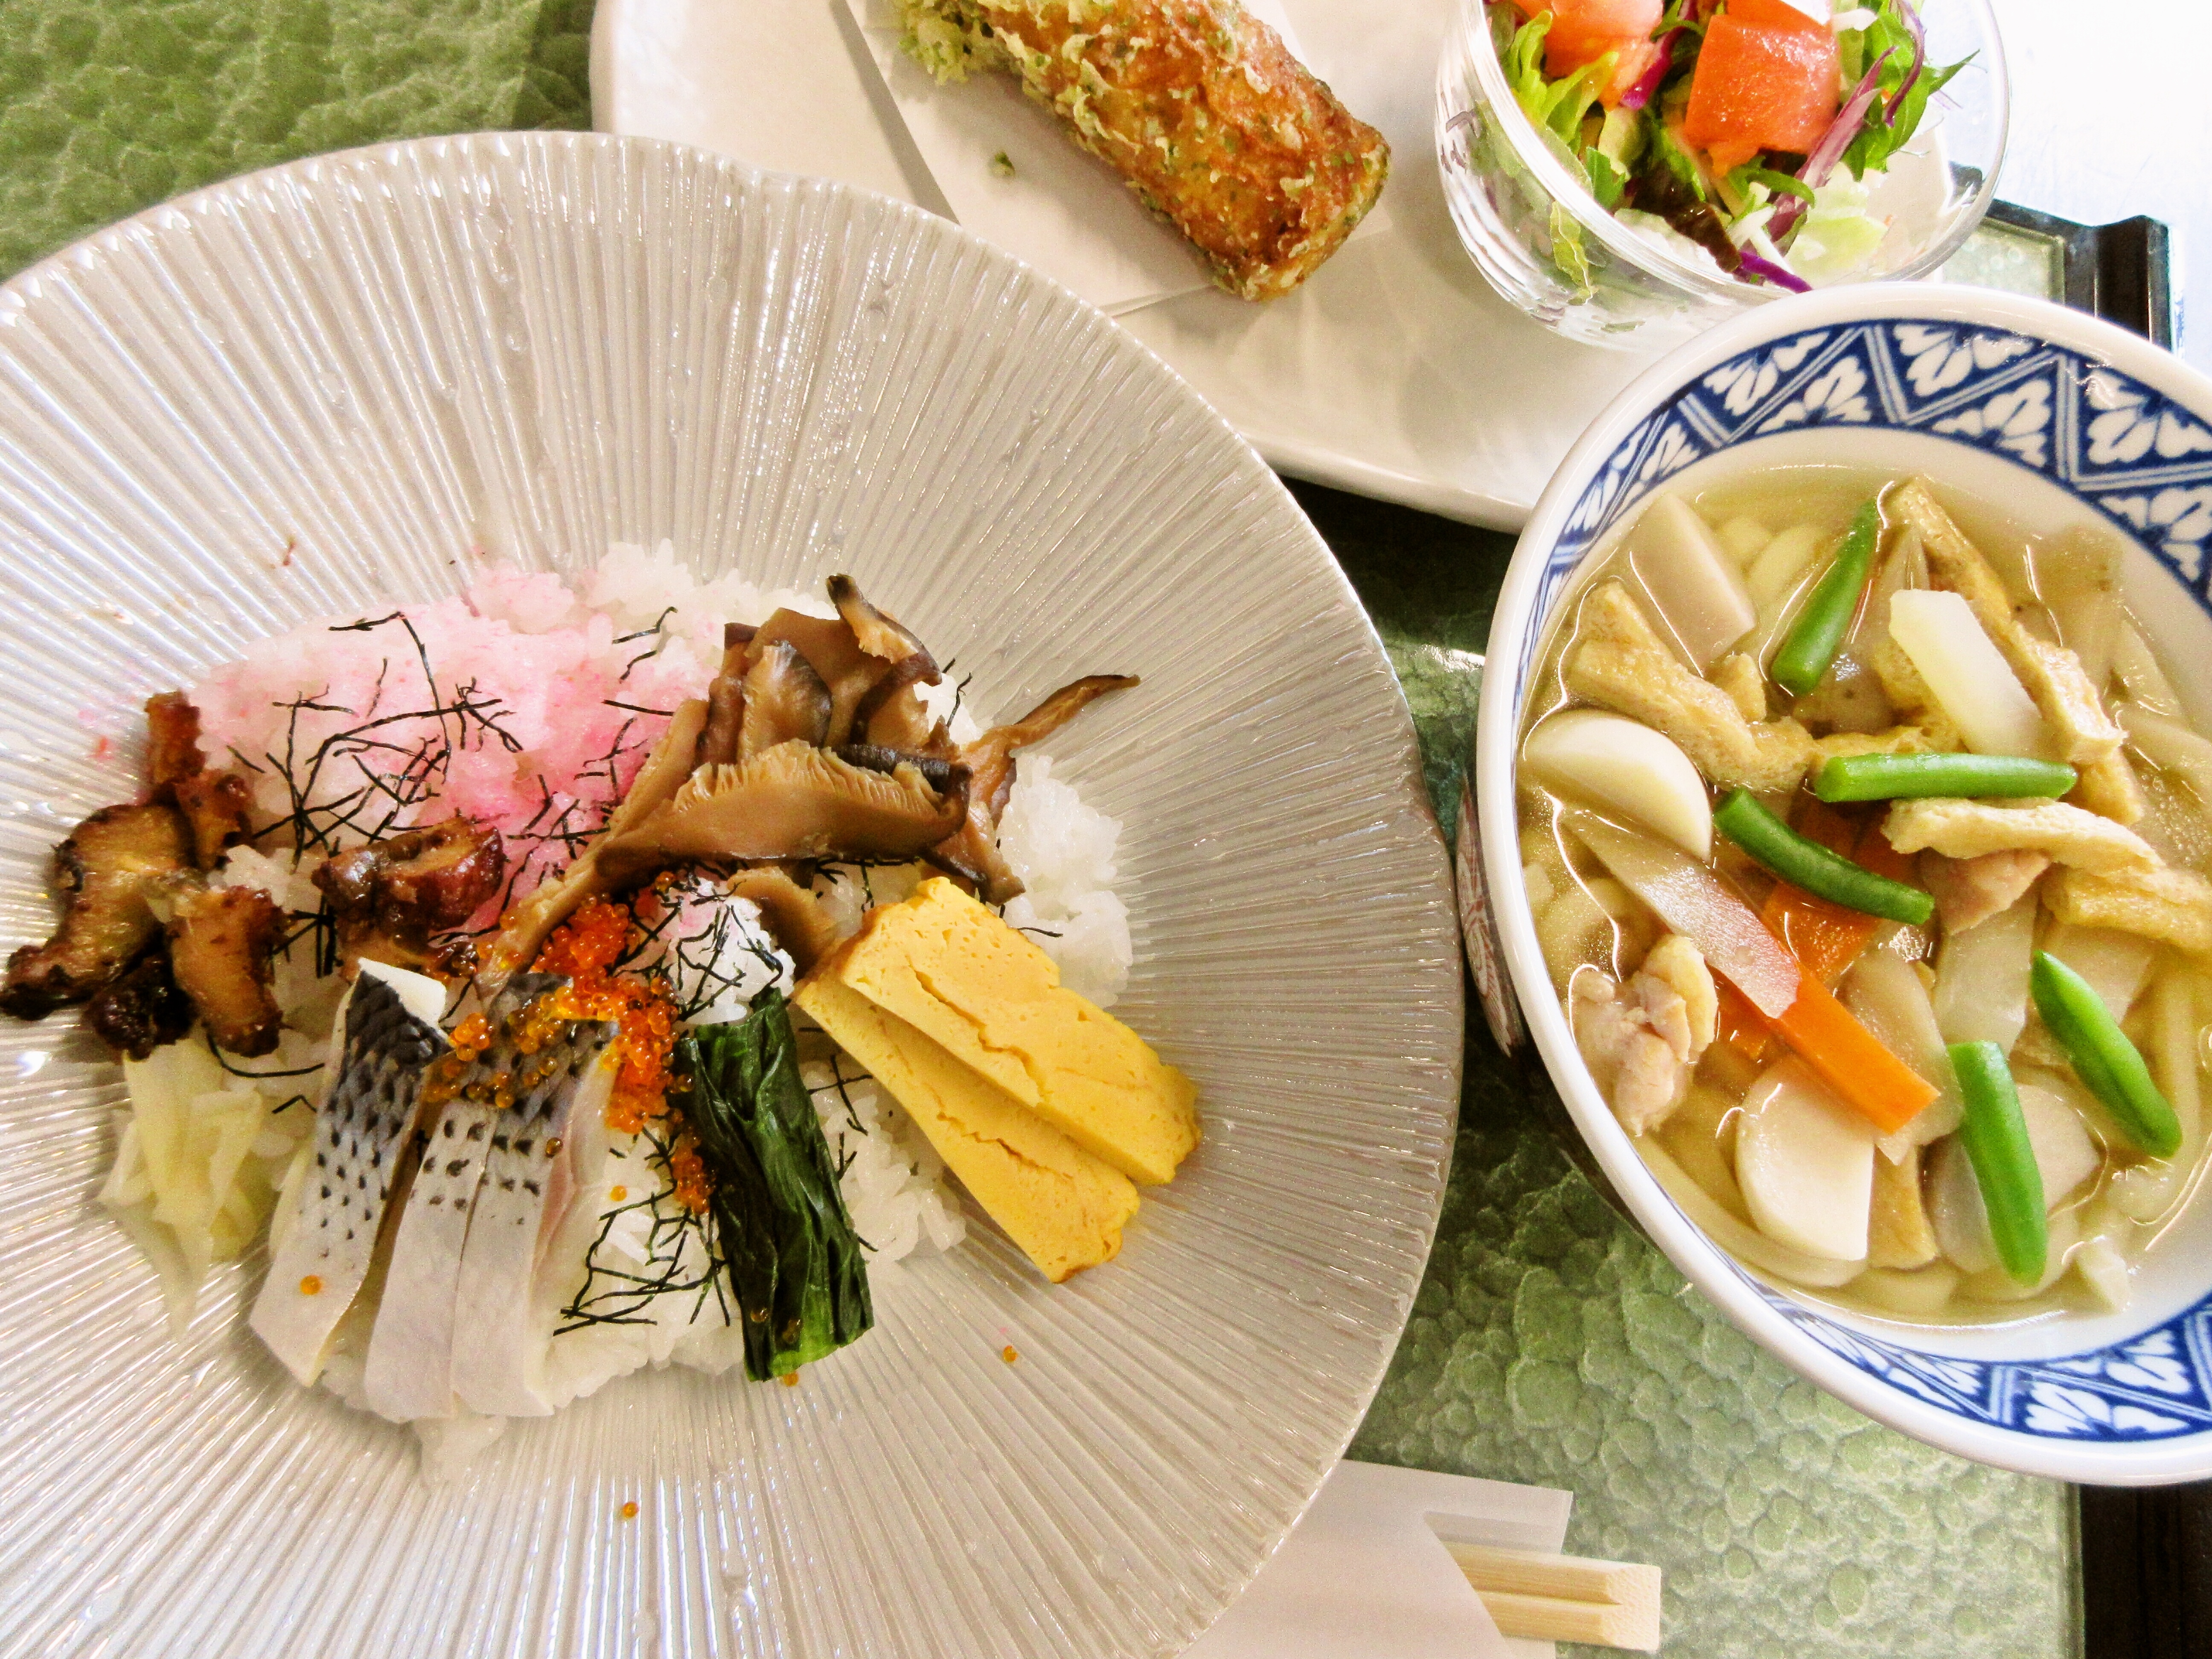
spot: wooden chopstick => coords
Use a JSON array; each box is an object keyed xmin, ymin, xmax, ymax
[{"xmin": 1447, "ymin": 1542, "xmax": 1662, "ymax": 1652}]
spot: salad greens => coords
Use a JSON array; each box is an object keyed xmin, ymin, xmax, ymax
[
  {"xmin": 676, "ymin": 990, "xmax": 873, "ymax": 1380},
  {"xmin": 1490, "ymin": 0, "xmax": 1967, "ymax": 291}
]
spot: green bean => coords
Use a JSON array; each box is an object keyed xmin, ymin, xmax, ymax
[
  {"xmin": 1711, "ymin": 789, "xmax": 1934, "ymax": 925},
  {"xmin": 1770, "ymin": 499, "xmax": 1882, "ymax": 699},
  {"xmin": 1814, "ymin": 751, "xmax": 2079, "ymax": 803},
  {"xmin": 2029, "ymin": 951, "xmax": 2182, "ymax": 1158},
  {"xmin": 1949, "ymin": 1041, "xmax": 2047, "ymax": 1286}
]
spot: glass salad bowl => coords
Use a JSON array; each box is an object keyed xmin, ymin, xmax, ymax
[{"xmin": 1437, "ymin": 0, "xmax": 2008, "ymax": 350}]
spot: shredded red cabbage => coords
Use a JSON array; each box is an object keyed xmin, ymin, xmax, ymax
[
  {"xmin": 1619, "ymin": 0, "xmax": 1697, "ymax": 111},
  {"xmin": 1883, "ymin": 0, "xmax": 1927, "ymax": 123},
  {"xmin": 1768, "ymin": 47, "xmax": 1895, "ymax": 242},
  {"xmin": 1735, "ymin": 248, "xmax": 1811, "ymax": 292}
]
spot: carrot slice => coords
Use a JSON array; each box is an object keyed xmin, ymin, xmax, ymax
[
  {"xmin": 1758, "ymin": 809, "xmax": 1912, "ymax": 986},
  {"xmin": 1682, "ymin": 14, "xmax": 1840, "ymax": 171},
  {"xmin": 1763, "ymin": 971, "xmax": 1938, "ymax": 1134}
]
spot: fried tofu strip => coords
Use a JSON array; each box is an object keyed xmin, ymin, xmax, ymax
[
  {"xmin": 1889, "ymin": 480, "xmax": 2144, "ymax": 821},
  {"xmin": 1882, "ymin": 798, "xmax": 2158, "ymax": 875},
  {"xmin": 900, "ymin": 0, "xmax": 1388, "ymax": 300},
  {"xmin": 2047, "ymin": 865, "xmax": 2212, "ymax": 957},
  {"xmin": 1565, "ymin": 580, "xmax": 1816, "ymax": 793}
]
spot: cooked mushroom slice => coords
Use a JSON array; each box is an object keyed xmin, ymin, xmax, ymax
[
  {"xmin": 747, "ymin": 609, "xmax": 881, "ymax": 748},
  {"xmin": 827, "ymin": 573, "xmax": 940, "ymax": 679},
  {"xmin": 166, "ymin": 882, "xmax": 286, "ymax": 1057},
  {"xmin": 0, "ymin": 803, "xmax": 192, "ymax": 1017},
  {"xmin": 481, "ymin": 698, "xmax": 709, "ymax": 989},
  {"xmin": 144, "ymin": 692, "xmax": 206, "ymax": 797},
  {"xmin": 739, "ymin": 639, "xmax": 833, "ymax": 759},
  {"xmin": 600, "ymin": 739, "xmax": 970, "ymax": 882},
  {"xmin": 730, "ymin": 867, "xmax": 842, "ymax": 976},
  {"xmin": 694, "ymin": 637, "xmax": 751, "ymax": 769},
  {"xmin": 836, "ymin": 745, "xmax": 964, "ymax": 792},
  {"xmin": 314, "ymin": 815, "xmax": 506, "ymax": 977},
  {"xmin": 173, "ymin": 768, "xmax": 255, "ymax": 869},
  {"xmin": 854, "ymin": 654, "xmax": 953, "ymax": 754},
  {"xmin": 928, "ymin": 675, "xmax": 1139, "ymax": 904},
  {"xmin": 86, "ymin": 949, "xmax": 195, "ymax": 1060}
]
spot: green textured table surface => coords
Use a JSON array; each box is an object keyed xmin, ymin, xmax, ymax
[{"xmin": 0, "ymin": 6, "xmax": 2078, "ymax": 1655}]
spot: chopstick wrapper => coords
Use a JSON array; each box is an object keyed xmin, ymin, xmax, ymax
[
  {"xmin": 1185, "ymin": 1459, "xmax": 1573, "ymax": 1659},
  {"xmin": 844, "ymin": 0, "xmax": 1385, "ymax": 315}
]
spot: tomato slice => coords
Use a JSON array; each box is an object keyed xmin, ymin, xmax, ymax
[{"xmin": 1682, "ymin": 12, "xmax": 1840, "ymax": 172}]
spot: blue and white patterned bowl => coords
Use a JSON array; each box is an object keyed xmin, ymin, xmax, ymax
[{"xmin": 1478, "ymin": 284, "xmax": 2212, "ymax": 1484}]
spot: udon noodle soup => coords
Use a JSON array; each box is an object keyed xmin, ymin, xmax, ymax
[{"xmin": 1516, "ymin": 465, "xmax": 2212, "ymax": 1324}]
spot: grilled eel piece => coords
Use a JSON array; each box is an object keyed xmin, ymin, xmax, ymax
[{"xmin": 901, "ymin": 0, "xmax": 1388, "ymax": 299}]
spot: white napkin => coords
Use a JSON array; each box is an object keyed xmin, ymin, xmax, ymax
[
  {"xmin": 844, "ymin": 0, "xmax": 1383, "ymax": 315},
  {"xmin": 1185, "ymin": 1459, "xmax": 1574, "ymax": 1659}
]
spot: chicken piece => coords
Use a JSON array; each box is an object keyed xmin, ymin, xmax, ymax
[
  {"xmin": 1920, "ymin": 848, "xmax": 2053, "ymax": 934},
  {"xmin": 1892, "ymin": 480, "xmax": 2136, "ymax": 797},
  {"xmin": 143, "ymin": 692, "xmax": 206, "ymax": 797},
  {"xmin": 313, "ymin": 816, "xmax": 506, "ymax": 977},
  {"xmin": 1868, "ymin": 1144, "xmax": 1939, "ymax": 1269},
  {"xmin": 166, "ymin": 882, "xmax": 285, "ymax": 1056},
  {"xmin": 2047, "ymin": 864, "xmax": 2212, "ymax": 957},
  {"xmin": 1564, "ymin": 581, "xmax": 1817, "ymax": 793},
  {"xmin": 85, "ymin": 949, "xmax": 194, "ymax": 1060},
  {"xmin": 1570, "ymin": 934, "xmax": 1717, "ymax": 1135},
  {"xmin": 1711, "ymin": 653, "xmax": 1768, "ymax": 723},
  {"xmin": 1882, "ymin": 797, "xmax": 2158, "ymax": 876},
  {"xmin": 0, "ymin": 803, "xmax": 192, "ymax": 1016},
  {"xmin": 172, "ymin": 768, "xmax": 255, "ymax": 869}
]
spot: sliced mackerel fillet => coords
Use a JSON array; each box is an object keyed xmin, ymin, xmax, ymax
[
  {"xmin": 361, "ymin": 975, "xmax": 614, "ymax": 1421},
  {"xmin": 251, "ymin": 967, "xmax": 449, "ymax": 1386},
  {"xmin": 447, "ymin": 1011, "xmax": 618, "ymax": 1416}
]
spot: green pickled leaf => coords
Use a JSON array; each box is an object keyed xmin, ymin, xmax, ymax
[{"xmin": 676, "ymin": 991, "xmax": 873, "ymax": 1380}]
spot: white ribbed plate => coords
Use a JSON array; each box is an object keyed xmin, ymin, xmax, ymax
[{"xmin": 0, "ymin": 134, "xmax": 1460, "ymax": 1658}]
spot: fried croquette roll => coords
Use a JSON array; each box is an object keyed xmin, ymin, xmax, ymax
[{"xmin": 900, "ymin": 0, "xmax": 1390, "ymax": 300}]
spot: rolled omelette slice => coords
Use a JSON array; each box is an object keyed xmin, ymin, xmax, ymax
[
  {"xmin": 820, "ymin": 877, "xmax": 1199, "ymax": 1186},
  {"xmin": 795, "ymin": 973, "xmax": 1138, "ymax": 1282},
  {"xmin": 899, "ymin": 0, "xmax": 1389, "ymax": 300}
]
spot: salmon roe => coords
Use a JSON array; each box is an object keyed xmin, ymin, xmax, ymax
[
  {"xmin": 669, "ymin": 1136, "xmax": 711, "ymax": 1217},
  {"xmin": 533, "ymin": 898, "xmax": 681, "ymax": 1135}
]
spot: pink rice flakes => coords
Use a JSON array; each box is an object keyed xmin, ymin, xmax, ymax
[{"xmin": 190, "ymin": 563, "xmax": 711, "ymax": 854}]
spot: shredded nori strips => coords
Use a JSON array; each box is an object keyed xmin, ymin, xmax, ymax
[{"xmin": 674, "ymin": 991, "xmax": 872, "ymax": 1380}]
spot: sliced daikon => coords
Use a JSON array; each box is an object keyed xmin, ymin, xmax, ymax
[
  {"xmin": 1526, "ymin": 710, "xmax": 1714, "ymax": 859},
  {"xmin": 1888, "ymin": 588, "xmax": 2048, "ymax": 758},
  {"xmin": 1932, "ymin": 888, "xmax": 2036, "ymax": 1052},
  {"xmin": 1625, "ymin": 495, "xmax": 1757, "ymax": 670},
  {"xmin": 1960, "ymin": 1205, "xmax": 2081, "ymax": 1303},
  {"xmin": 1735, "ymin": 1058, "xmax": 1878, "ymax": 1263},
  {"xmin": 2121, "ymin": 704, "xmax": 2212, "ymax": 801},
  {"xmin": 1568, "ymin": 809, "xmax": 1802, "ymax": 1017},
  {"xmin": 1844, "ymin": 950, "xmax": 1965, "ymax": 1158},
  {"xmin": 2011, "ymin": 1078, "xmax": 2104, "ymax": 1206},
  {"xmin": 2113, "ymin": 622, "xmax": 2183, "ymax": 717}
]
